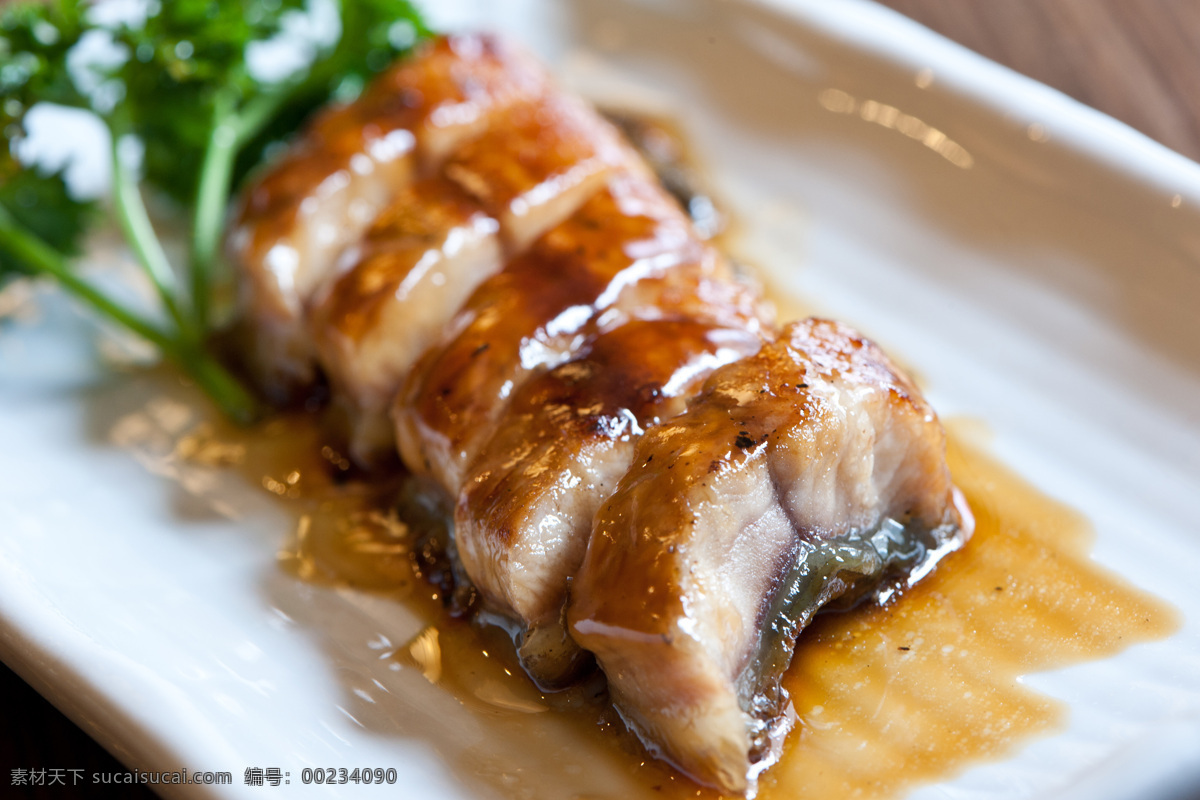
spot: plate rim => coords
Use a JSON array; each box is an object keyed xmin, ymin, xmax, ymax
[{"xmin": 2, "ymin": 2, "xmax": 1199, "ymax": 799}]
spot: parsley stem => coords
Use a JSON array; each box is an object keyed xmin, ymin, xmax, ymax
[
  {"xmin": 0, "ymin": 206, "xmax": 260, "ymax": 425},
  {"xmin": 231, "ymin": 88, "xmax": 295, "ymax": 145},
  {"xmin": 189, "ymin": 85, "xmax": 314, "ymax": 332},
  {"xmin": 0, "ymin": 204, "xmax": 173, "ymax": 350},
  {"xmin": 177, "ymin": 343, "xmax": 261, "ymax": 425},
  {"xmin": 109, "ymin": 134, "xmax": 194, "ymax": 340},
  {"xmin": 190, "ymin": 90, "xmax": 238, "ymax": 331}
]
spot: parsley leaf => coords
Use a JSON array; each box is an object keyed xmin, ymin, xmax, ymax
[
  {"xmin": 109, "ymin": 0, "xmax": 308, "ymax": 203},
  {"xmin": 0, "ymin": 158, "xmax": 93, "ymax": 267},
  {"xmin": 0, "ymin": 1, "xmax": 88, "ymax": 134},
  {"xmin": 0, "ymin": 0, "xmax": 433, "ymax": 422},
  {"xmin": 104, "ymin": 0, "xmax": 430, "ymax": 204}
]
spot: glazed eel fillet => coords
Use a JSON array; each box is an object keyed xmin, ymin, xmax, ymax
[
  {"xmin": 570, "ymin": 319, "xmax": 971, "ymax": 793},
  {"xmin": 230, "ymin": 33, "xmax": 972, "ymax": 797}
]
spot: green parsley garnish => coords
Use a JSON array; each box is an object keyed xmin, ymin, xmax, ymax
[{"xmin": 0, "ymin": 0, "xmax": 431, "ymax": 422}]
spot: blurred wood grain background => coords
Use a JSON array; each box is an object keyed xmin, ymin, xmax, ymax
[
  {"xmin": 3, "ymin": 2, "xmax": 1198, "ymax": 798},
  {"xmin": 877, "ymin": 0, "xmax": 1200, "ymax": 161}
]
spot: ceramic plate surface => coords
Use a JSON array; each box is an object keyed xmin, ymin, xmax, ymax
[{"xmin": 2, "ymin": 1, "xmax": 1200, "ymax": 798}]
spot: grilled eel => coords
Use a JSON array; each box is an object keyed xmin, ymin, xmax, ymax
[{"xmin": 229, "ymin": 33, "xmax": 971, "ymax": 796}]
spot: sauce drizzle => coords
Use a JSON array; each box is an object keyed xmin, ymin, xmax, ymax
[{"xmin": 172, "ymin": 409, "xmax": 1175, "ymax": 799}]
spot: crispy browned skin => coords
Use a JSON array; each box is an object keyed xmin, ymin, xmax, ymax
[
  {"xmin": 444, "ymin": 92, "xmax": 639, "ymax": 251},
  {"xmin": 393, "ymin": 171, "xmax": 725, "ymax": 492},
  {"xmin": 392, "ymin": 166, "xmax": 771, "ymax": 687},
  {"xmin": 228, "ymin": 34, "xmax": 548, "ymax": 402},
  {"xmin": 569, "ymin": 319, "xmax": 971, "ymax": 794},
  {"xmin": 456, "ymin": 319, "xmax": 763, "ymax": 686},
  {"xmin": 313, "ymin": 179, "xmax": 489, "ymax": 344},
  {"xmin": 308, "ymin": 177, "xmax": 500, "ymax": 463},
  {"xmin": 308, "ymin": 92, "xmax": 637, "ymax": 464}
]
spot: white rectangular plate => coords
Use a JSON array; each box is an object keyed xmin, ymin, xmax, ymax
[{"xmin": 2, "ymin": 1, "xmax": 1200, "ymax": 798}]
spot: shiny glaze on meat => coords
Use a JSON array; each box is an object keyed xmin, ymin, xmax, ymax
[
  {"xmin": 308, "ymin": 177, "xmax": 500, "ymax": 463},
  {"xmin": 228, "ymin": 34, "xmax": 548, "ymax": 402},
  {"xmin": 390, "ymin": 164, "xmax": 771, "ymax": 689},
  {"xmin": 307, "ymin": 92, "xmax": 637, "ymax": 464},
  {"xmin": 443, "ymin": 91, "xmax": 640, "ymax": 251},
  {"xmin": 393, "ymin": 171, "xmax": 730, "ymax": 493},
  {"xmin": 457, "ymin": 319, "xmax": 764, "ymax": 687},
  {"xmin": 569, "ymin": 319, "xmax": 971, "ymax": 794}
]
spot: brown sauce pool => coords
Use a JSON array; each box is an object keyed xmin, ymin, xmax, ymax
[
  {"xmin": 762, "ymin": 422, "xmax": 1178, "ymax": 798},
  {"xmin": 158, "ymin": 408, "xmax": 1177, "ymax": 800}
]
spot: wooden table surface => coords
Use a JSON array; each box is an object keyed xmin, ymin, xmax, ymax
[
  {"xmin": 3, "ymin": 2, "xmax": 1197, "ymax": 798},
  {"xmin": 877, "ymin": 0, "xmax": 1200, "ymax": 162}
]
